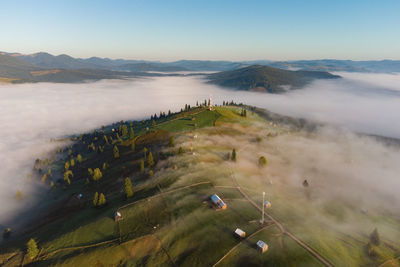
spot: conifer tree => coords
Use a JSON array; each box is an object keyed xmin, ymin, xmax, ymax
[
  {"xmin": 129, "ymin": 127, "xmax": 134, "ymax": 139},
  {"xmin": 149, "ymin": 170, "xmax": 154, "ymax": 177},
  {"xmin": 50, "ymin": 181, "xmax": 55, "ymax": 188},
  {"xmin": 148, "ymin": 152, "xmax": 154, "ymax": 168},
  {"xmin": 88, "ymin": 168, "xmax": 94, "ymax": 176},
  {"xmin": 102, "ymin": 162, "xmax": 107, "ymax": 170},
  {"xmin": 65, "ymin": 161, "xmax": 70, "ymax": 171},
  {"xmin": 231, "ymin": 149, "xmax": 237, "ymax": 162},
  {"xmin": 178, "ymin": 147, "xmax": 183, "ymax": 154},
  {"xmin": 47, "ymin": 168, "xmax": 52, "ymax": 177},
  {"xmin": 169, "ymin": 136, "xmax": 175, "ymax": 147},
  {"xmin": 26, "ymin": 238, "xmax": 39, "ymax": 260},
  {"xmin": 104, "ymin": 135, "xmax": 109, "ymax": 145},
  {"xmin": 152, "ymin": 120, "xmax": 156, "ymax": 128},
  {"xmin": 93, "ymin": 168, "xmax": 103, "ymax": 181},
  {"xmin": 143, "ymin": 147, "xmax": 148, "ymax": 160},
  {"xmin": 113, "ymin": 145, "xmax": 120, "ymax": 159},
  {"xmin": 15, "ymin": 190, "xmax": 22, "ymax": 200},
  {"xmin": 98, "ymin": 193, "xmax": 106, "ymax": 206},
  {"xmin": 70, "ymin": 158, "xmax": 75, "ymax": 167},
  {"xmin": 122, "ymin": 124, "xmax": 128, "ymax": 137},
  {"xmin": 125, "ymin": 178, "xmax": 133, "ymax": 198},
  {"xmin": 168, "ymin": 110, "xmax": 172, "ymax": 116},
  {"xmin": 77, "ymin": 154, "xmax": 83, "ymax": 163},
  {"xmin": 93, "ymin": 192, "xmax": 99, "ymax": 206},
  {"xmin": 140, "ymin": 159, "xmax": 145, "ymax": 173},
  {"xmin": 41, "ymin": 174, "xmax": 47, "ymax": 183},
  {"xmin": 370, "ymin": 228, "xmax": 380, "ymax": 245},
  {"xmin": 259, "ymin": 156, "xmax": 267, "ymax": 167},
  {"xmin": 131, "ymin": 141, "xmax": 135, "ymax": 152}
]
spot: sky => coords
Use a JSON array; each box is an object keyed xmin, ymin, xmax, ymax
[{"xmin": 1, "ymin": 0, "xmax": 400, "ymax": 61}]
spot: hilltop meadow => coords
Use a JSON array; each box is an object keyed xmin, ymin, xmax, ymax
[{"xmin": 1, "ymin": 103, "xmax": 399, "ymax": 266}]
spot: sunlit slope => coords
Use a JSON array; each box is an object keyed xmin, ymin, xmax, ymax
[{"xmin": 0, "ymin": 105, "xmax": 399, "ymax": 266}]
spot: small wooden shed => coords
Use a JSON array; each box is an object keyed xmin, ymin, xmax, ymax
[
  {"xmin": 256, "ymin": 240, "xmax": 268, "ymax": 253},
  {"xmin": 211, "ymin": 194, "xmax": 227, "ymax": 210},
  {"xmin": 234, "ymin": 228, "xmax": 246, "ymax": 238},
  {"xmin": 114, "ymin": 211, "xmax": 123, "ymax": 222}
]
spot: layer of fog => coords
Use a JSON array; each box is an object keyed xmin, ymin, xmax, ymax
[{"xmin": 0, "ymin": 72, "xmax": 399, "ymax": 226}]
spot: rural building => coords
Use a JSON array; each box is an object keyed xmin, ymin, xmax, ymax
[
  {"xmin": 211, "ymin": 194, "xmax": 227, "ymax": 210},
  {"xmin": 114, "ymin": 211, "xmax": 123, "ymax": 222},
  {"xmin": 234, "ymin": 228, "xmax": 246, "ymax": 238},
  {"xmin": 256, "ymin": 240, "xmax": 268, "ymax": 253},
  {"xmin": 264, "ymin": 201, "xmax": 271, "ymax": 209}
]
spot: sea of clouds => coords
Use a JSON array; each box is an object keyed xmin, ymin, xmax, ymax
[{"xmin": 0, "ymin": 72, "xmax": 399, "ymax": 225}]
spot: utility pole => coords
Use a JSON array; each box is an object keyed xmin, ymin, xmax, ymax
[{"xmin": 262, "ymin": 191, "xmax": 265, "ymax": 224}]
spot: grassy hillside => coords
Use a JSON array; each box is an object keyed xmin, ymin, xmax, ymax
[
  {"xmin": 207, "ymin": 65, "xmax": 340, "ymax": 93},
  {"xmin": 0, "ymin": 104, "xmax": 399, "ymax": 266}
]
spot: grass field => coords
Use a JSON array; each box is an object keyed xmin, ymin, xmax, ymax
[{"xmin": 1, "ymin": 105, "xmax": 399, "ymax": 267}]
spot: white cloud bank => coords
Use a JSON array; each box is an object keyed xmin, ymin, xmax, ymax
[{"xmin": 0, "ymin": 72, "xmax": 399, "ymax": 225}]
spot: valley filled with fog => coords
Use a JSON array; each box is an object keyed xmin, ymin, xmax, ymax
[{"xmin": 1, "ymin": 72, "xmax": 400, "ymax": 225}]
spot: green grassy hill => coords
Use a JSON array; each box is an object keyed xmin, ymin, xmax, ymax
[
  {"xmin": 0, "ymin": 104, "xmax": 399, "ymax": 266},
  {"xmin": 207, "ymin": 65, "xmax": 341, "ymax": 93}
]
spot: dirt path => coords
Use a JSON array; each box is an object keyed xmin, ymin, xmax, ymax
[
  {"xmin": 378, "ymin": 256, "xmax": 400, "ymax": 267},
  {"xmin": 228, "ymin": 164, "xmax": 334, "ymax": 267},
  {"xmin": 118, "ymin": 181, "xmax": 212, "ymax": 211}
]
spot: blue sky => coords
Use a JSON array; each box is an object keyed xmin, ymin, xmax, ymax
[{"xmin": 1, "ymin": 0, "xmax": 399, "ymax": 61}]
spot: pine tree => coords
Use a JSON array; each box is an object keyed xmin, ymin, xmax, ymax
[
  {"xmin": 231, "ymin": 149, "xmax": 237, "ymax": 162},
  {"xmin": 140, "ymin": 159, "xmax": 145, "ymax": 173},
  {"xmin": 168, "ymin": 110, "xmax": 172, "ymax": 116},
  {"xmin": 102, "ymin": 162, "xmax": 107, "ymax": 170},
  {"xmin": 122, "ymin": 124, "xmax": 128, "ymax": 137},
  {"xmin": 93, "ymin": 192, "xmax": 99, "ymax": 206},
  {"xmin": 70, "ymin": 158, "xmax": 75, "ymax": 167},
  {"xmin": 104, "ymin": 135, "xmax": 109, "ymax": 145},
  {"xmin": 129, "ymin": 127, "xmax": 134, "ymax": 139},
  {"xmin": 149, "ymin": 170, "xmax": 154, "ymax": 177},
  {"xmin": 125, "ymin": 178, "xmax": 133, "ymax": 198},
  {"xmin": 88, "ymin": 168, "xmax": 94, "ymax": 176},
  {"xmin": 26, "ymin": 238, "xmax": 39, "ymax": 260},
  {"xmin": 131, "ymin": 141, "xmax": 135, "ymax": 152},
  {"xmin": 152, "ymin": 120, "xmax": 156, "ymax": 128},
  {"xmin": 143, "ymin": 147, "xmax": 148, "ymax": 160},
  {"xmin": 259, "ymin": 156, "xmax": 267, "ymax": 167},
  {"xmin": 50, "ymin": 181, "xmax": 55, "ymax": 188},
  {"xmin": 77, "ymin": 154, "xmax": 83, "ymax": 163},
  {"xmin": 169, "ymin": 136, "xmax": 174, "ymax": 147},
  {"xmin": 65, "ymin": 161, "xmax": 70, "ymax": 171},
  {"xmin": 15, "ymin": 190, "xmax": 22, "ymax": 200},
  {"xmin": 148, "ymin": 152, "xmax": 154, "ymax": 168},
  {"xmin": 370, "ymin": 228, "xmax": 380, "ymax": 245},
  {"xmin": 113, "ymin": 145, "xmax": 120, "ymax": 159},
  {"xmin": 41, "ymin": 174, "xmax": 47, "ymax": 183},
  {"xmin": 93, "ymin": 168, "xmax": 103, "ymax": 181},
  {"xmin": 178, "ymin": 147, "xmax": 183, "ymax": 154},
  {"xmin": 98, "ymin": 193, "xmax": 106, "ymax": 206}
]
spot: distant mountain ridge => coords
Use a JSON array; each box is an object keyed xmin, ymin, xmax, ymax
[
  {"xmin": 207, "ymin": 65, "xmax": 340, "ymax": 93},
  {"xmin": 0, "ymin": 50, "xmax": 399, "ymax": 84}
]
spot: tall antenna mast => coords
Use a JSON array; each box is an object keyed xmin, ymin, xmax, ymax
[{"xmin": 209, "ymin": 92, "xmax": 213, "ymax": 111}]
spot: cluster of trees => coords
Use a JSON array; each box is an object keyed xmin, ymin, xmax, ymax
[
  {"xmin": 93, "ymin": 192, "xmax": 107, "ymax": 207},
  {"xmin": 139, "ymin": 147, "xmax": 155, "ymax": 177},
  {"xmin": 222, "ymin": 100, "xmax": 237, "ymax": 106},
  {"xmin": 240, "ymin": 109, "xmax": 247, "ymax": 117},
  {"xmin": 88, "ymin": 167, "xmax": 103, "ymax": 182}
]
